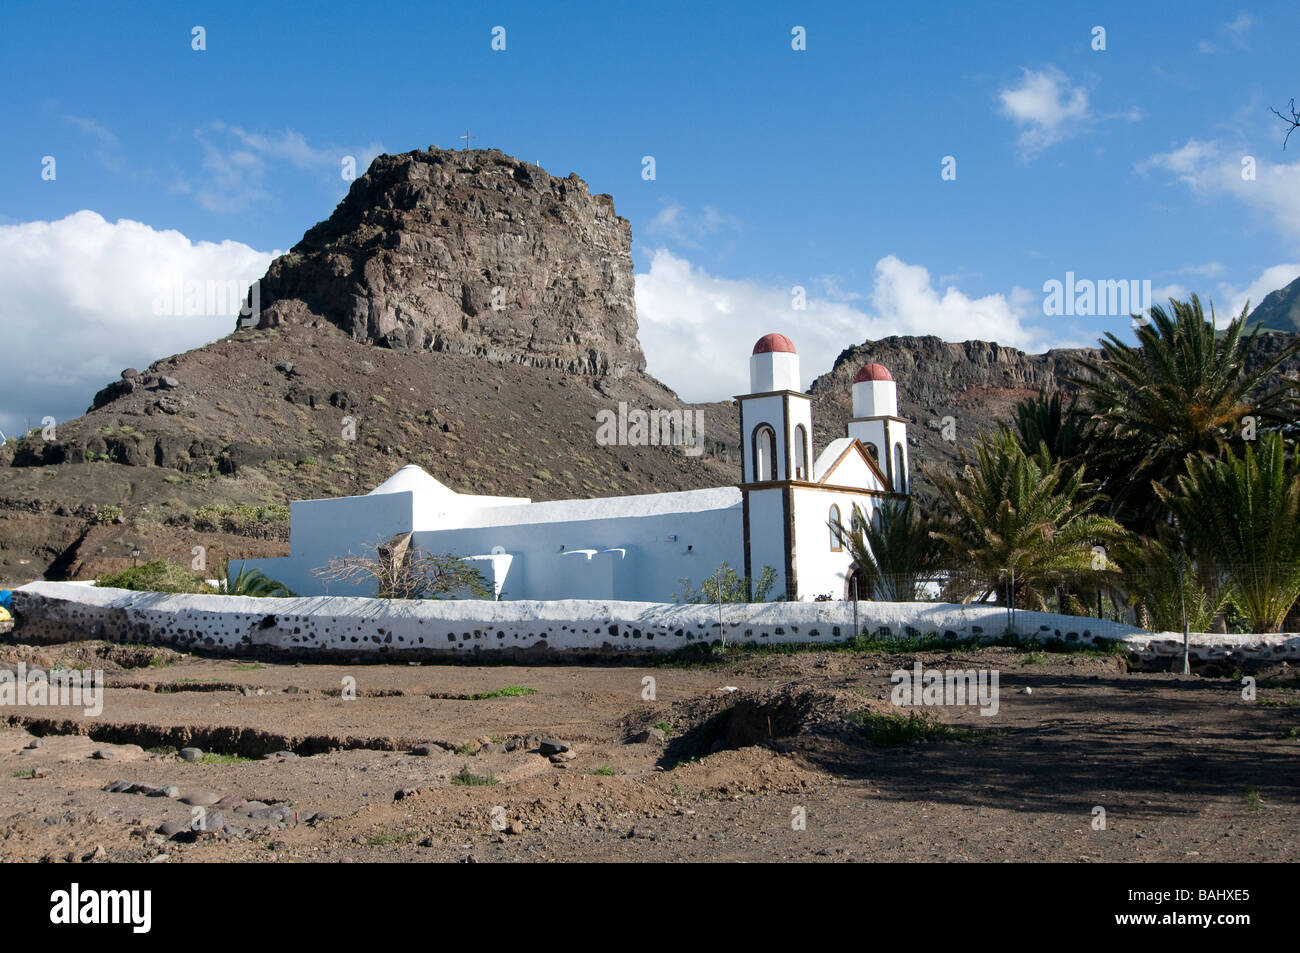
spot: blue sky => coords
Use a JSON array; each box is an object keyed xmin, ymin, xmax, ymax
[{"xmin": 2, "ymin": 0, "xmax": 1298, "ymax": 431}]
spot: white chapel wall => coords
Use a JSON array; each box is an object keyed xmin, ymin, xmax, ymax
[{"xmin": 410, "ymin": 505, "xmax": 743, "ymax": 603}]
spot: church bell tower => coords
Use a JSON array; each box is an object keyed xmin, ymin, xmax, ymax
[
  {"xmin": 737, "ymin": 333, "xmax": 813, "ymax": 600},
  {"xmin": 846, "ymin": 362, "xmax": 908, "ymax": 493}
]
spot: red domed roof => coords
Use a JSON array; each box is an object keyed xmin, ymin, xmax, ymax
[
  {"xmin": 752, "ymin": 333, "xmax": 796, "ymax": 355},
  {"xmin": 853, "ymin": 363, "xmax": 894, "ymax": 383}
]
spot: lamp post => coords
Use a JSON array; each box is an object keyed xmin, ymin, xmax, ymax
[{"xmin": 131, "ymin": 546, "xmax": 140, "ymax": 567}]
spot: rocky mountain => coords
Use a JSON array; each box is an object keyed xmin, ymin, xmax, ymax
[
  {"xmin": 253, "ymin": 147, "xmax": 645, "ymax": 376},
  {"xmin": 1, "ymin": 146, "xmax": 1297, "ymax": 584},
  {"xmin": 0, "ymin": 148, "xmax": 731, "ymax": 583},
  {"xmin": 814, "ymin": 328, "xmax": 1300, "ymax": 499},
  {"xmin": 805, "ymin": 337, "xmax": 1099, "ymax": 500},
  {"xmin": 1246, "ymin": 273, "xmax": 1300, "ymax": 333}
]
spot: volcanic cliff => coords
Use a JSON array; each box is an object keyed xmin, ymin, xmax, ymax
[{"xmin": 251, "ymin": 148, "xmax": 645, "ymax": 376}]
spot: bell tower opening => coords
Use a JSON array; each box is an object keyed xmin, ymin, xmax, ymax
[{"xmin": 753, "ymin": 425, "xmax": 777, "ymax": 482}]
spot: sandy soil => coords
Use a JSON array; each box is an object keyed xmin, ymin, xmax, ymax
[{"xmin": 1, "ymin": 639, "xmax": 1296, "ymax": 863}]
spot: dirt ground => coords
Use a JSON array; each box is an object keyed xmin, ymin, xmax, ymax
[{"xmin": 0, "ymin": 638, "xmax": 1296, "ymax": 863}]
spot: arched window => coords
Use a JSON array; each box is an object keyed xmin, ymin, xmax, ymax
[
  {"xmin": 851, "ymin": 505, "xmax": 865, "ymax": 537},
  {"xmin": 864, "ymin": 442, "xmax": 879, "ymax": 464},
  {"xmin": 753, "ymin": 425, "xmax": 777, "ymax": 482},
  {"xmin": 894, "ymin": 443, "xmax": 907, "ymax": 492},
  {"xmin": 794, "ymin": 425, "xmax": 809, "ymax": 480},
  {"xmin": 829, "ymin": 504, "xmax": 842, "ymax": 551}
]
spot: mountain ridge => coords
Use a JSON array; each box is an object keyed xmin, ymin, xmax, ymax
[{"xmin": 1245, "ymin": 273, "xmax": 1300, "ymax": 333}]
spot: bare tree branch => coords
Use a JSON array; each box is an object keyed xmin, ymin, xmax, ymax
[
  {"xmin": 312, "ymin": 534, "xmax": 491, "ymax": 599},
  {"xmin": 1270, "ymin": 98, "xmax": 1300, "ymax": 149}
]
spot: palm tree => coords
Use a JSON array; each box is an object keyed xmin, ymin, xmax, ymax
[
  {"xmin": 1158, "ymin": 432, "xmax": 1300, "ymax": 632},
  {"xmin": 1011, "ymin": 390, "xmax": 1090, "ymax": 464},
  {"xmin": 1070, "ymin": 295, "xmax": 1299, "ymax": 533},
  {"xmin": 1116, "ymin": 534, "xmax": 1230, "ymax": 634},
  {"xmin": 219, "ymin": 560, "xmax": 296, "ymax": 597},
  {"xmin": 925, "ymin": 427, "xmax": 1126, "ymax": 609},
  {"xmin": 830, "ymin": 498, "xmax": 944, "ymax": 600}
]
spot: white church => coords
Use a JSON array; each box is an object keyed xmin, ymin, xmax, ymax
[{"xmin": 238, "ymin": 334, "xmax": 911, "ymax": 603}]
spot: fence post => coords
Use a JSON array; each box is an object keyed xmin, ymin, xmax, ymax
[
  {"xmin": 852, "ymin": 576, "xmax": 859, "ymax": 639},
  {"xmin": 1177, "ymin": 559, "xmax": 1190, "ymax": 674},
  {"xmin": 1007, "ymin": 568, "xmax": 1016, "ymax": 635},
  {"xmin": 714, "ymin": 567, "xmax": 724, "ymax": 646}
]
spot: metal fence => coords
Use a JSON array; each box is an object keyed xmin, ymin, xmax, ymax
[{"xmin": 834, "ymin": 563, "xmax": 1300, "ymax": 635}]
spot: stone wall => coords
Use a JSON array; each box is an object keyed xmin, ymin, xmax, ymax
[{"xmin": 9, "ymin": 582, "xmax": 1299, "ymax": 664}]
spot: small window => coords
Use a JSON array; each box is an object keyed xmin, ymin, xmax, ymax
[
  {"xmin": 829, "ymin": 504, "xmax": 842, "ymax": 551},
  {"xmin": 794, "ymin": 425, "xmax": 809, "ymax": 480},
  {"xmin": 864, "ymin": 442, "xmax": 879, "ymax": 463},
  {"xmin": 895, "ymin": 443, "xmax": 907, "ymax": 492}
]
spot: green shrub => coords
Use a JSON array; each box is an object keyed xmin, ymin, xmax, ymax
[
  {"xmin": 199, "ymin": 753, "xmax": 252, "ymax": 765},
  {"xmin": 846, "ymin": 709, "xmax": 998, "ymax": 746},
  {"xmin": 451, "ymin": 765, "xmax": 497, "ymax": 786},
  {"xmin": 470, "ymin": 685, "xmax": 537, "ymax": 700},
  {"xmin": 846, "ymin": 709, "xmax": 954, "ymax": 746},
  {"xmin": 95, "ymin": 560, "xmax": 211, "ymax": 594},
  {"xmin": 673, "ymin": 562, "xmax": 778, "ymax": 603},
  {"xmin": 95, "ymin": 505, "xmax": 124, "ymax": 524},
  {"xmin": 192, "ymin": 503, "xmax": 290, "ymax": 533}
]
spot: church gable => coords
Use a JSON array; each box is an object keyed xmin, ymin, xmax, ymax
[{"xmin": 816, "ymin": 438, "xmax": 889, "ymax": 490}]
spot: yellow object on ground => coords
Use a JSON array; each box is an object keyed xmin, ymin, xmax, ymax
[{"xmin": 0, "ymin": 606, "xmax": 11, "ymax": 622}]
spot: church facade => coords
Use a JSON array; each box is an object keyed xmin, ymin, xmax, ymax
[{"xmin": 238, "ymin": 334, "xmax": 909, "ymax": 603}]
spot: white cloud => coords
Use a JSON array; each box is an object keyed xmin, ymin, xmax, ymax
[
  {"xmin": 1199, "ymin": 13, "xmax": 1254, "ymax": 53},
  {"xmin": 1147, "ymin": 263, "xmax": 1300, "ymax": 327},
  {"xmin": 63, "ymin": 115, "xmax": 118, "ymax": 148},
  {"xmin": 998, "ymin": 67, "xmax": 1090, "ymax": 154},
  {"xmin": 813, "ymin": 273, "xmax": 864, "ymax": 303},
  {"xmin": 1150, "ymin": 283, "xmax": 1190, "ymax": 310},
  {"xmin": 634, "ymin": 249, "xmax": 1053, "ymax": 402},
  {"xmin": 63, "ymin": 115, "xmax": 124, "ymax": 173},
  {"xmin": 1137, "ymin": 138, "xmax": 1300, "ymax": 242},
  {"xmin": 1215, "ymin": 262, "xmax": 1300, "ymax": 322},
  {"xmin": 648, "ymin": 203, "xmax": 681, "ymax": 231},
  {"xmin": 1228, "ymin": 13, "xmax": 1255, "ymax": 41},
  {"xmin": 647, "ymin": 201, "xmax": 744, "ymax": 249},
  {"xmin": 180, "ymin": 124, "xmax": 384, "ymax": 213},
  {"xmin": 0, "ymin": 211, "xmax": 277, "ymax": 436}
]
